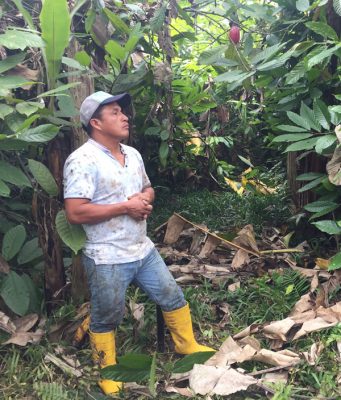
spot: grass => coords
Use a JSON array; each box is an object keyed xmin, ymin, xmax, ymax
[
  {"xmin": 1, "ymin": 188, "xmax": 340, "ymax": 399},
  {"xmin": 148, "ymin": 187, "xmax": 291, "ymax": 234}
]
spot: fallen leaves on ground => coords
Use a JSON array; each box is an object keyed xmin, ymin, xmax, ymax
[{"xmin": 0, "ymin": 312, "xmax": 44, "ymax": 346}]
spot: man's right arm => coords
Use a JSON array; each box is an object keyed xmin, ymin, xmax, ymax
[{"xmin": 65, "ymin": 197, "xmax": 153, "ymax": 225}]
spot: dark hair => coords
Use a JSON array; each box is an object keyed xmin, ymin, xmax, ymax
[{"xmin": 83, "ymin": 105, "xmax": 104, "ymax": 136}]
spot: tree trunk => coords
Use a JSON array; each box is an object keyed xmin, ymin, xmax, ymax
[{"xmin": 67, "ymin": 36, "xmax": 94, "ymax": 303}]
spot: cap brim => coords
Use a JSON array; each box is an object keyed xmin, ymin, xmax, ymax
[{"xmin": 100, "ymin": 93, "xmax": 131, "ymax": 109}]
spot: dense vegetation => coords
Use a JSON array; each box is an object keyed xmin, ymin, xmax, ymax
[{"xmin": 0, "ymin": 0, "xmax": 341, "ymax": 399}]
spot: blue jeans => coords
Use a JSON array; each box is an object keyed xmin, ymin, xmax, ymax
[{"xmin": 83, "ymin": 247, "xmax": 186, "ymax": 333}]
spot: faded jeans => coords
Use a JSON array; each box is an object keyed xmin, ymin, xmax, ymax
[{"xmin": 82, "ymin": 247, "xmax": 186, "ymax": 333}]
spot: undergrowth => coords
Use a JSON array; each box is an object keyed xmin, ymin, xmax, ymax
[{"xmin": 148, "ymin": 187, "xmax": 291, "ymax": 235}]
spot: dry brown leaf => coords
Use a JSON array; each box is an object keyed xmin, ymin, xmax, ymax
[
  {"xmin": 233, "ymin": 225, "xmax": 259, "ymax": 253},
  {"xmin": 44, "ymin": 353, "xmax": 82, "ymax": 377},
  {"xmin": 164, "ymin": 215, "xmax": 189, "ymax": 244},
  {"xmin": 290, "ymin": 294, "xmax": 313, "ymax": 317},
  {"xmin": 253, "ymin": 349, "xmax": 300, "ymax": 367},
  {"xmin": 302, "ymin": 342, "xmax": 324, "ymax": 366},
  {"xmin": 315, "ymin": 258, "xmax": 330, "ymax": 270},
  {"xmin": 327, "ymin": 147, "xmax": 341, "ymax": 185},
  {"xmin": 3, "ymin": 329, "xmax": 44, "ymax": 346},
  {"xmin": 189, "ymin": 230, "xmax": 205, "ymax": 254},
  {"xmin": 311, "ymin": 274, "xmax": 319, "ymax": 291},
  {"xmin": 263, "ymin": 318, "xmax": 296, "ymax": 341},
  {"xmin": 0, "ymin": 311, "xmax": 15, "ymax": 334},
  {"xmin": 231, "ymin": 249, "xmax": 250, "ymax": 269},
  {"xmin": 198, "ymin": 235, "xmax": 221, "ymax": 258},
  {"xmin": 175, "ymin": 275, "xmax": 197, "ymax": 283},
  {"xmin": 164, "ymin": 385, "xmax": 193, "ymax": 397},
  {"xmin": 293, "ymin": 317, "xmax": 338, "ymax": 340},
  {"xmin": 0, "ymin": 254, "xmax": 10, "ymax": 274},
  {"xmin": 129, "ymin": 300, "xmax": 145, "ymax": 331},
  {"xmin": 233, "ymin": 324, "xmax": 260, "ymax": 340},
  {"xmin": 189, "ymin": 364, "xmax": 257, "ymax": 396},
  {"xmin": 228, "ymin": 282, "xmax": 240, "ymax": 292},
  {"xmin": 238, "ymin": 336, "xmax": 261, "ymax": 351},
  {"xmin": 261, "ymin": 371, "xmax": 288, "ymax": 384},
  {"xmin": 13, "ymin": 314, "xmax": 38, "ymax": 333}
]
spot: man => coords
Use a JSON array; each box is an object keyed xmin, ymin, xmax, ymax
[{"xmin": 63, "ymin": 91, "xmax": 214, "ymax": 395}]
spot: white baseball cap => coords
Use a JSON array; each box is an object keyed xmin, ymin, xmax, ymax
[{"xmin": 79, "ymin": 91, "xmax": 131, "ymax": 127}]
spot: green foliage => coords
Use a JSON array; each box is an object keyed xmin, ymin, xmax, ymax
[
  {"xmin": 33, "ymin": 382, "xmax": 70, "ymax": 400},
  {"xmin": 40, "ymin": 0, "xmax": 71, "ymax": 88},
  {"xmin": 28, "ymin": 159, "xmax": 59, "ymax": 196},
  {"xmin": 226, "ymin": 269, "xmax": 310, "ymax": 329},
  {"xmin": 55, "ymin": 211, "xmax": 86, "ymax": 255}
]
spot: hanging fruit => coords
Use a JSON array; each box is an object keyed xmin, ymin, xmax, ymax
[{"xmin": 229, "ymin": 25, "xmax": 240, "ymax": 44}]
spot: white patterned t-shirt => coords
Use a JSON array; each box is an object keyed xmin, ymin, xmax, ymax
[{"xmin": 63, "ymin": 139, "xmax": 154, "ymax": 264}]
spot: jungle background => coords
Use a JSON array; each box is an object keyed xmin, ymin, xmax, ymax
[{"xmin": 0, "ymin": 0, "xmax": 341, "ymax": 399}]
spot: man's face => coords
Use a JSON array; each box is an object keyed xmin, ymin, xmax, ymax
[{"xmin": 90, "ymin": 102, "xmax": 129, "ymax": 140}]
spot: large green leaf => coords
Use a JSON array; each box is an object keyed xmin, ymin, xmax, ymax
[
  {"xmin": 300, "ymin": 102, "xmax": 320, "ymax": 131},
  {"xmin": 313, "ymin": 100, "xmax": 330, "ymax": 130},
  {"xmin": 28, "ymin": 159, "xmax": 58, "ymax": 196},
  {"xmin": 304, "ymin": 200, "xmax": 339, "ymax": 213},
  {"xmin": 17, "ymin": 124, "xmax": 59, "ymax": 142},
  {"xmin": 159, "ymin": 141, "xmax": 169, "ymax": 167},
  {"xmin": 17, "ymin": 238, "xmax": 43, "ymax": 265},
  {"xmin": 105, "ymin": 40, "xmax": 126, "ymax": 62},
  {"xmin": 150, "ymin": 3, "xmax": 167, "ymax": 32},
  {"xmin": 101, "ymin": 353, "xmax": 152, "ymax": 382},
  {"xmin": 315, "ymin": 134, "xmax": 336, "ymax": 154},
  {"xmin": 172, "ymin": 352, "xmax": 215, "ymax": 373},
  {"xmin": 0, "ymin": 29, "xmax": 44, "ymax": 50},
  {"xmin": 273, "ymin": 133, "xmax": 312, "ymax": 143},
  {"xmin": 0, "ymin": 53, "xmax": 26, "ymax": 74},
  {"xmin": 215, "ymin": 71, "xmax": 254, "ymax": 83},
  {"xmin": 328, "ymin": 251, "xmax": 341, "ymax": 271},
  {"xmin": 334, "ymin": 0, "xmax": 341, "ymax": 16},
  {"xmin": 104, "ymin": 8, "xmax": 130, "ymax": 35},
  {"xmin": 285, "ymin": 62, "xmax": 305, "ymax": 85},
  {"xmin": 0, "ymin": 104, "xmax": 14, "ymax": 120},
  {"xmin": 0, "ymin": 271, "xmax": 30, "ymax": 316},
  {"xmin": 287, "ymin": 111, "xmax": 311, "ymax": 130},
  {"xmin": 307, "ymin": 44, "xmax": 341, "ymax": 69},
  {"xmin": 0, "ymin": 179, "xmax": 10, "ymax": 197},
  {"xmin": 55, "ymin": 210, "xmax": 86, "ymax": 254},
  {"xmin": 296, "ymin": 0, "xmax": 310, "ymax": 12},
  {"xmin": 250, "ymin": 43, "xmax": 285, "ymax": 65},
  {"xmin": 2, "ymin": 224, "xmax": 27, "ymax": 261},
  {"xmin": 0, "ymin": 160, "xmax": 31, "ymax": 188},
  {"xmin": 312, "ymin": 220, "xmax": 341, "ymax": 234},
  {"xmin": 296, "ymin": 172, "xmax": 324, "ymax": 181},
  {"xmin": 284, "ymin": 137, "xmax": 319, "ymax": 152},
  {"xmin": 111, "ymin": 65, "xmax": 149, "ymax": 93},
  {"xmin": 198, "ymin": 45, "xmax": 230, "ymax": 65},
  {"xmin": 16, "ymin": 102, "xmax": 45, "ymax": 117},
  {"xmin": 305, "ymin": 22, "xmax": 338, "ymax": 41},
  {"xmin": 40, "ymin": 0, "xmax": 71, "ymax": 88},
  {"xmin": 37, "ymin": 82, "xmax": 81, "ymax": 98},
  {"xmin": 276, "ymin": 125, "xmax": 309, "ymax": 132},
  {"xmin": 298, "ymin": 176, "xmax": 325, "ymax": 192},
  {"xmin": 0, "ymin": 76, "xmax": 35, "ymax": 91}
]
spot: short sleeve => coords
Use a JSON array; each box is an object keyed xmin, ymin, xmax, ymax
[
  {"xmin": 63, "ymin": 154, "xmax": 97, "ymax": 199},
  {"xmin": 136, "ymin": 150, "xmax": 151, "ymax": 189}
]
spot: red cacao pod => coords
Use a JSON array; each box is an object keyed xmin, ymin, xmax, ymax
[{"xmin": 229, "ymin": 25, "xmax": 240, "ymax": 44}]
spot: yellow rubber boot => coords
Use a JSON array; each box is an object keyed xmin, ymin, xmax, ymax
[
  {"xmin": 89, "ymin": 330, "xmax": 123, "ymax": 395},
  {"xmin": 162, "ymin": 303, "xmax": 215, "ymax": 355}
]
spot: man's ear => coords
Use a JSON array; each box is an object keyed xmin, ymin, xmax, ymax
[{"xmin": 89, "ymin": 118, "xmax": 101, "ymax": 131}]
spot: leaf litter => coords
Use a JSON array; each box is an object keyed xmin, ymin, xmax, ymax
[
  {"xmin": 1, "ymin": 213, "xmax": 341, "ymax": 397},
  {"xmin": 157, "ymin": 213, "xmax": 341, "ymax": 397}
]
